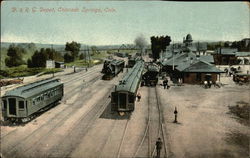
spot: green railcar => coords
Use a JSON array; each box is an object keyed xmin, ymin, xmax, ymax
[
  {"xmin": 101, "ymin": 59, "xmax": 125, "ymax": 80},
  {"xmin": 1, "ymin": 78, "xmax": 63, "ymax": 122},
  {"xmin": 111, "ymin": 60, "xmax": 144, "ymax": 112}
]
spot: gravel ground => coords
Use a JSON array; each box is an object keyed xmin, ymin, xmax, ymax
[{"xmin": 158, "ymin": 76, "xmax": 249, "ymax": 158}]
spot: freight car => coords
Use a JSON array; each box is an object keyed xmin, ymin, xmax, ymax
[
  {"xmin": 1, "ymin": 78, "xmax": 63, "ymax": 123},
  {"xmin": 101, "ymin": 59, "xmax": 125, "ymax": 80},
  {"xmin": 141, "ymin": 62, "xmax": 160, "ymax": 86},
  {"xmin": 111, "ymin": 60, "xmax": 144, "ymax": 112}
]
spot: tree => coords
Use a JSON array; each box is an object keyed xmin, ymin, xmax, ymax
[
  {"xmin": 65, "ymin": 41, "xmax": 81, "ymax": 61},
  {"xmin": 5, "ymin": 44, "xmax": 26, "ymax": 67},
  {"xmin": 27, "ymin": 48, "xmax": 63, "ymax": 68},
  {"xmin": 151, "ymin": 35, "xmax": 171, "ymax": 61},
  {"xmin": 79, "ymin": 53, "xmax": 84, "ymax": 60},
  {"xmin": 28, "ymin": 49, "xmax": 47, "ymax": 68},
  {"xmin": 64, "ymin": 52, "xmax": 74, "ymax": 63}
]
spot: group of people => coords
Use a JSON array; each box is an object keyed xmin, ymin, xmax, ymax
[
  {"xmin": 163, "ymin": 78, "xmax": 170, "ymax": 89},
  {"xmin": 224, "ymin": 66, "xmax": 240, "ymax": 77}
]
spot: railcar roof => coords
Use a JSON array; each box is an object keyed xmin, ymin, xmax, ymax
[
  {"xmin": 147, "ymin": 63, "xmax": 160, "ymax": 72},
  {"xmin": 3, "ymin": 78, "xmax": 63, "ymax": 99},
  {"xmin": 111, "ymin": 59, "xmax": 125, "ymax": 65},
  {"xmin": 115, "ymin": 60, "xmax": 144, "ymax": 93}
]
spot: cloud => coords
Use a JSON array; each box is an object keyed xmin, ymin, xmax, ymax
[{"xmin": 1, "ymin": 33, "xmax": 31, "ymax": 43}]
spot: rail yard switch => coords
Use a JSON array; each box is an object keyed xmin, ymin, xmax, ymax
[
  {"xmin": 174, "ymin": 107, "xmax": 178, "ymax": 123},
  {"xmin": 156, "ymin": 137, "xmax": 162, "ymax": 158}
]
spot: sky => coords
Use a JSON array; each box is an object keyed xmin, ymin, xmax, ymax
[{"xmin": 1, "ymin": 1, "xmax": 249, "ymax": 45}]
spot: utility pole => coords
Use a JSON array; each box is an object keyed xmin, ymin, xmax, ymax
[
  {"xmin": 88, "ymin": 46, "xmax": 90, "ymax": 67},
  {"xmin": 172, "ymin": 41, "xmax": 175, "ymax": 71}
]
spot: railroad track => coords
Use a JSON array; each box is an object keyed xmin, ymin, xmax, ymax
[
  {"xmin": 45, "ymin": 88, "xmax": 113, "ymax": 158},
  {"xmin": 152, "ymin": 86, "xmax": 168, "ymax": 158},
  {"xmin": 1, "ymin": 80, "xmax": 111, "ymax": 158},
  {"xmin": 62, "ymin": 67, "xmax": 101, "ymax": 86},
  {"xmin": 56, "ymin": 65, "xmax": 101, "ymax": 82},
  {"xmin": 1, "ymin": 71, "xmax": 102, "ymax": 138},
  {"xmin": 133, "ymin": 86, "xmax": 168, "ymax": 158},
  {"xmin": 117, "ymin": 119, "xmax": 130, "ymax": 158}
]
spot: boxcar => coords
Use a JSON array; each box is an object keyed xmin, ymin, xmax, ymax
[
  {"xmin": 111, "ymin": 60, "xmax": 144, "ymax": 112},
  {"xmin": 101, "ymin": 59, "xmax": 125, "ymax": 80},
  {"xmin": 1, "ymin": 78, "xmax": 63, "ymax": 122},
  {"xmin": 141, "ymin": 62, "xmax": 160, "ymax": 86}
]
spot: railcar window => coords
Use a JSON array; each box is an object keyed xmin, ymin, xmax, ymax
[
  {"xmin": 2, "ymin": 100, "xmax": 7, "ymax": 110},
  {"xmin": 19, "ymin": 101, "xmax": 24, "ymax": 109},
  {"xmin": 41, "ymin": 94, "xmax": 44, "ymax": 101},
  {"xmin": 37, "ymin": 96, "xmax": 40, "ymax": 102}
]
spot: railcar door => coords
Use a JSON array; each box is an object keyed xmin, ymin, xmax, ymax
[
  {"xmin": 8, "ymin": 98, "xmax": 17, "ymax": 115},
  {"xmin": 118, "ymin": 93, "xmax": 127, "ymax": 109}
]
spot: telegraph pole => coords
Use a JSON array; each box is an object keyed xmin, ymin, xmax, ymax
[{"xmin": 172, "ymin": 41, "xmax": 175, "ymax": 71}]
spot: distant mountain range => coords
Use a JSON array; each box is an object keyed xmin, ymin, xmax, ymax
[{"xmin": 1, "ymin": 42, "xmax": 140, "ymax": 51}]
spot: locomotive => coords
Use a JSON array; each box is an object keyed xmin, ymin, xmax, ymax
[
  {"xmin": 141, "ymin": 62, "xmax": 160, "ymax": 86},
  {"xmin": 127, "ymin": 54, "xmax": 142, "ymax": 68},
  {"xmin": 1, "ymin": 78, "xmax": 63, "ymax": 123},
  {"xmin": 111, "ymin": 60, "xmax": 144, "ymax": 112},
  {"xmin": 101, "ymin": 59, "xmax": 125, "ymax": 80}
]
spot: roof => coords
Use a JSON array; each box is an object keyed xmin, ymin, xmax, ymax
[
  {"xmin": 55, "ymin": 61, "xmax": 64, "ymax": 64},
  {"xmin": 176, "ymin": 60, "xmax": 224, "ymax": 73},
  {"xmin": 215, "ymin": 48, "xmax": 238, "ymax": 55},
  {"xmin": 111, "ymin": 59, "xmax": 125, "ymax": 65},
  {"xmin": 199, "ymin": 55, "xmax": 214, "ymax": 63},
  {"xmin": 236, "ymin": 52, "xmax": 250, "ymax": 57},
  {"xmin": 115, "ymin": 60, "xmax": 144, "ymax": 93},
  {"xmin": 147, "ymin": 63, "xmax": 160, "ymax": 72},
  {"xmin": 185, "ymin": 34, "xmax": 193, "ymax": 42},
  {"xmin": 162, "ymin": 52, "xmax": 196, "ymax": 66},
  {"xmin": 3, "ymin": 78, "xmax": 63, "ymax": 99}
]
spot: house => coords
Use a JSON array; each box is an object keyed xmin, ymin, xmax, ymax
[
  {"xmin": 46, "ymin": 60, "xmax": 55, "ymax": 68},
  {"xmin": 212, "ymin": 48, "xmax": 238, "ymax": 65},
  {"xmin": 161, "ymin": 48, "xmax": 223, "ymax": 84},
  {"xmin": 55, "ymin": 61, "xmax": 65, "ymax": 68},
  {"xmin": 175, "ymin": 59, "xmax": 224, "ymax": 84},
  {"xmin": 236, "ymin": 52, "xmax": 250, "ymax": 65}
]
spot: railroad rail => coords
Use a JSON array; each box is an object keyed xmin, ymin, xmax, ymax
[
  {"xmin": 133, "ymin": 86, "xmax": 168, "ymax": 158},
  {"xmin": 1, "ymin": 79, "xmax": 111, "ymax": 158}
]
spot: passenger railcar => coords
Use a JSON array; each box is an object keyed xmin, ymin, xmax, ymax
[
  {"xmin": 111, "ymin": 60, "xmax": 144, "ymax": 112},
  {"xmin": 101, "ymin": 59, "xmax": 125, "ymax": 80},
  {"xmin": 142, "ymin": 62, "xmax": 160, "ymax": 86},
  {"xmin": 1, "ymin": 78, "xmax": 63, "ymax": 122}
]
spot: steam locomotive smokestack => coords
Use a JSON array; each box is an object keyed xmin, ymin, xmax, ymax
[{"xmin": 134, "ymin": 34, "xmax": 148, "ymax": 56}]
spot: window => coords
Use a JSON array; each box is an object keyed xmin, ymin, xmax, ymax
[
  {"xmin": 40, "ymin": 94, "xmax": 44, "ymax": 101},
  {"xmin": 2, "ymin": 100, "xmax": 7, "ymax": 110},
  {"xmin": 36, "ymin": 97, "xmax": 40, "ymax": 102},
  {"xmin": 19, "ymin": 101, "xmax": 24, "ymax": 109}
]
